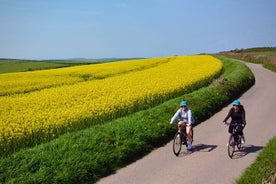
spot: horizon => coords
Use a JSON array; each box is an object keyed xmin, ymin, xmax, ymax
[{"xmin": 0, "ymin": 46, "xmax": 275, "ymax": 61}]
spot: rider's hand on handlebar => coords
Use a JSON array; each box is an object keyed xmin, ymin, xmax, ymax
[{"xmin": 223, "ymin": 121, "xmax": 229, "ymax": 125}]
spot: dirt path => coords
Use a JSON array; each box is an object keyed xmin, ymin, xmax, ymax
[{"xmin": 97, "ymin": 62, "xmax": 276, "ymax": 184}]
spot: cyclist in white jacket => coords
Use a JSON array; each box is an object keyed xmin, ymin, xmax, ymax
[{"xmin": 170, "ymin": 100, "xmax": 195, "ymax": 150}]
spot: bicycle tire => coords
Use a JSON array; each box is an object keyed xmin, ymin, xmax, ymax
[
  {"xmin": 237, "ymin": 136, "xmax": 242, "ymax": 150},
  {"xmin": 228, "ymin": 135, "xmax": 235, "ymax": 158},
  {"xmin": 191, "ymin": 128, "xmax": 194, "ymax": 144},
  {"xmin": 173, "ymin": 132, "xmax": 182, "ymax": 156}
]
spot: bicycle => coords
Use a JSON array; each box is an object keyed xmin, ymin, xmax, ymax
[
  {"xmin": 225, "ymin": 121, "xmax": 244, "ymax": 158},
  {"xmin": 173, "ymin": 124, "xmax": 194, "ymax": 156}
]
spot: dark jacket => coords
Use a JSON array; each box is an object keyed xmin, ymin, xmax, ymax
[{"xmin": 223, "ymin": 105, "xmax": 246, "ymax": 125}]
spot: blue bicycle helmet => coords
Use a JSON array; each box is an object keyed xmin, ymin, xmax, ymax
[
  {"xmin": 232, "ymin": 100, "xmax": 240, "ymax": 106},
  {"xmin": 180, "ymin": 100, "xmax": 188, "ymax": 107}
]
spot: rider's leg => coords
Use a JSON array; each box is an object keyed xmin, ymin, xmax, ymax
[
  {"xmin": 240, "ymin": 129, "xmax": 245, "ymax": 144},
  {"xmin": 186, "ymin": 124, "xmax": 192, "ymax": 142},
  {"xmin": 178, "ymin": 121, "xmax": 185, "ymax": 133},
  {"xmin": 186, "ymin": 124, "xmax": 193, "ymax": 150},
  {"xmin": 237, "ymin": 124, "xmax": 245, "ymax": 144},
  {"xmin": 178, "ymin": 121, "xmax": 185, "ymax": 141}
]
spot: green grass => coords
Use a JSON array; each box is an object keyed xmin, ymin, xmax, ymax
[
  {"xmin": 255, "ymin": 51, "xmax": 276, "ymax": 56},
  {"xmin": 230, "ymin": 47, "xmax": 276, "ymax": 53},
  {"xmin": 236, "ymin": 137, "xmax": 276, "ymax": 184},
  {"xmin": 0, "ymin": 56, "xmax": 255, "ymax": 183},
  {"xmin": 0, "ymin": 59, "xmax": 77, "ymax": 74}
]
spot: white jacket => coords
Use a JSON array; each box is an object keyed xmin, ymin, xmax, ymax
[{"xmin": 170, "ymin": 108, "xmax": 195, "ymax": 125}]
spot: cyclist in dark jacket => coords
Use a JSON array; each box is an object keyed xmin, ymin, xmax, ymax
[{"xmin": 223, "ymin": 100, "xmax": 246, "ymax": 144}]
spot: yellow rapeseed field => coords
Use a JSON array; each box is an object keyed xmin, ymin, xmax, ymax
[
  {"xmin": 0, "ymin": 55, "xmax": 222, "ymax": 153},
  {"xmin": 0, "ymin": 58, "xmax": 168, "ymax": 96}
]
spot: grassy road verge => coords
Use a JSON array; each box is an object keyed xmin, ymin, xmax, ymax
[{"xmin": 236, "ymin": 137, "xmax": 276, "ymax": 184}]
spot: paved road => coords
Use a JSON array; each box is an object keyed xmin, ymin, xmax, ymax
[{"xmin": 97, "ymin": 62, "xmax": 276, "ymax": 184}]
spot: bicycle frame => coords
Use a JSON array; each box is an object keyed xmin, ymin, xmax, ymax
[
  {"xmin": 226, "ymin": 122, "xmax": 243, "ymax": 158},
  {"xmin": 172, "ymin": 124, "xmax": 193, "ymax": 156}
]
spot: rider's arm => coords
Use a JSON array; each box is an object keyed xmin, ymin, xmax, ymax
[
  {"xmin": 170, "ymin": 109, "xmax": 181, "ymax": 124},
  {"xmin": 187, "ymin": 109, "xmax": 194, "ymax": 125},
  {"xmin": 242, "ymin": 110, "xmax": 246, "ymax": 125},
  {"xmin": 223, "ymin": 108, "xmax": 232, "ymax": 123}
]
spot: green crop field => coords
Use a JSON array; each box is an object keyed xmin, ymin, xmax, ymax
[
  {"xmin": 0, "ymin": 59, "xmax": 77, "ymax": 74},
  {"xmin": 256, "ymin": 51, "xmax": 276, "ymax": 56}
]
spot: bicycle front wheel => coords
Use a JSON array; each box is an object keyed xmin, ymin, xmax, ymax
[
  {"xmin": 228, "ymin": 135, "xmax": 235, "ymax": 158},
  {"xmin": 237, "ymin": 136, "xmax": 242, "ymax": 151},
  {"xmin": 173, "ymin": 132, "xmax": 182, "ymax": 156}
]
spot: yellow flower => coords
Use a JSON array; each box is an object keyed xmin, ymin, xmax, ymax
[{"xmin": 0, "ymin": 55, "xmax": 222, "ymax": 152}]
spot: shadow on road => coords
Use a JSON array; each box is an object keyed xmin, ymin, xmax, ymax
[
  {"xmin": 231, "ymin": 144, "xmax": 263, "ymax": 159},
  {"xmin": 177, "ymin": 144, "xmax": 218, "ymax": 157},
  {"xmin": 193, "ymin": 144, "xmax": 218, "ymax": 152}
]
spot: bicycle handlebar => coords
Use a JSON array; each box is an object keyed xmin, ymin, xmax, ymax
[{"xmin": 223, "ymin": 121, "xmax": 245, "ymax": 127}]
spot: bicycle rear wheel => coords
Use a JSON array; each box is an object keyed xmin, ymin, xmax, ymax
[
  {"xmin": 228, "ymin": 135, "xmax": 235, "ymax": 158},
  {"xmin": 173, "ymin": 132, "xmax": 182, "ymax": 156}
]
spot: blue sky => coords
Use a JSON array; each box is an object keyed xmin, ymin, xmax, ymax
[{"xmin": 0, "ymin": 0, "xmax": 275, "ymax": 60}]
